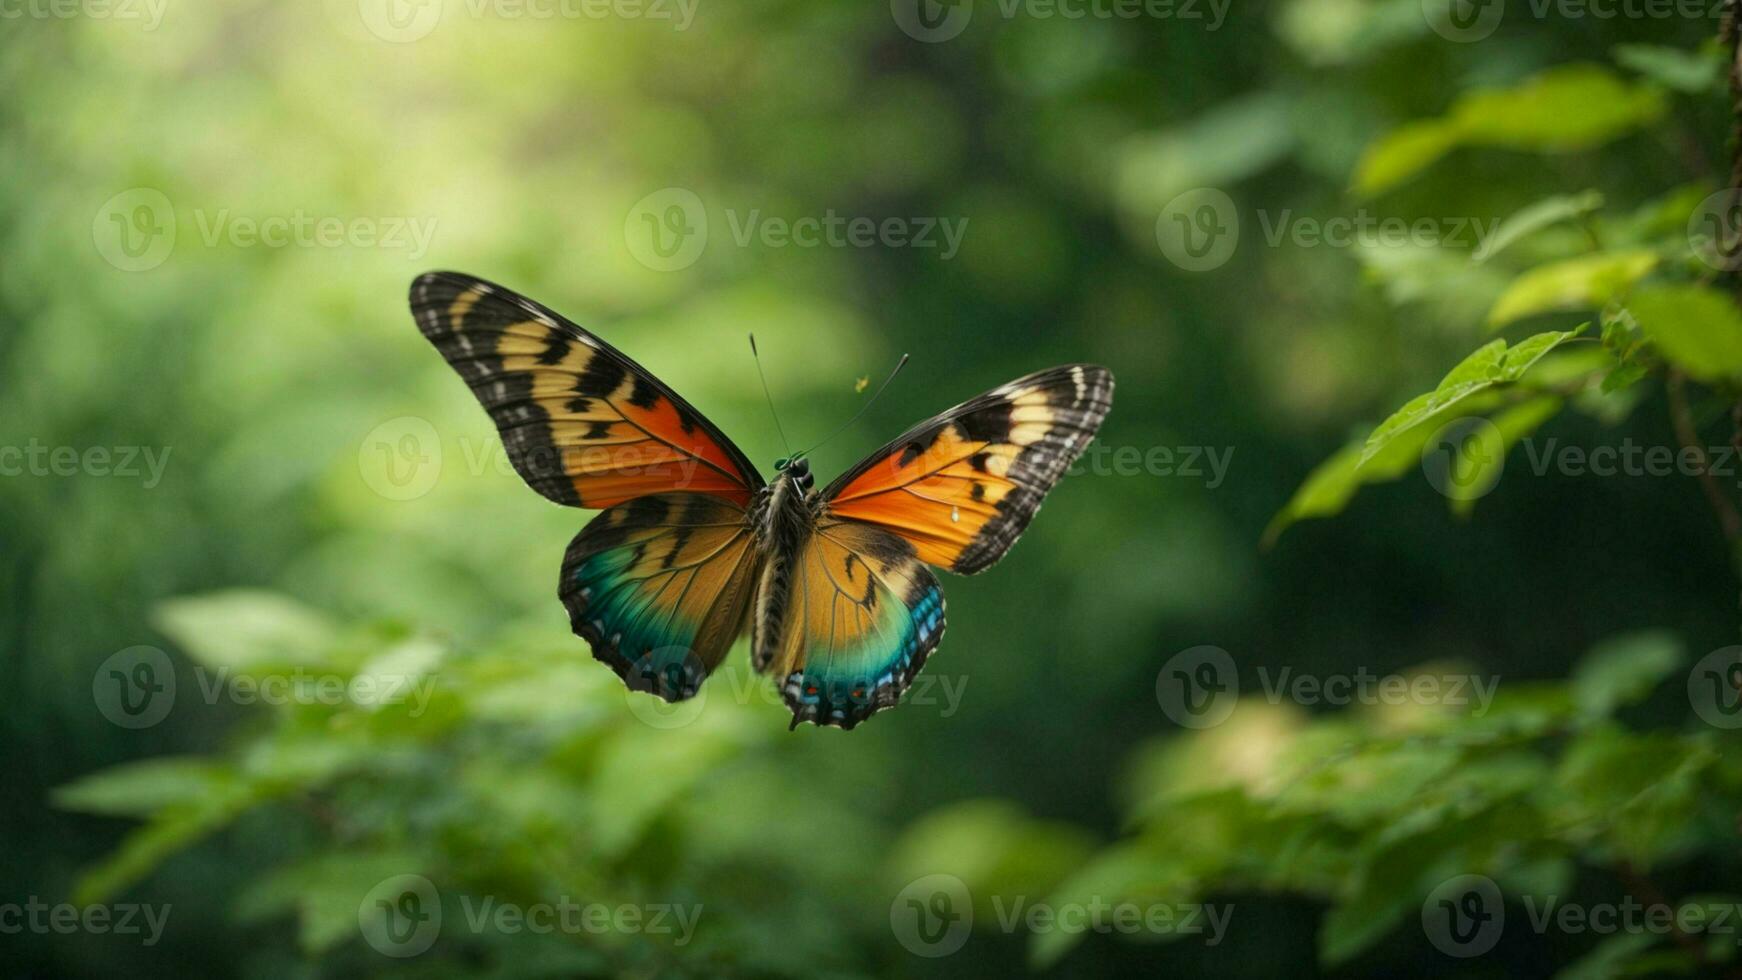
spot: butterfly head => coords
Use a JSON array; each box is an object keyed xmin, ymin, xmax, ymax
[{"xmin": 774, "ymin": 454, "xmax": 814, "ymax": 492}]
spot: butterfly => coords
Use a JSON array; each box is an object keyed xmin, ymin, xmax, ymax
[{"xmin": 409, "ymin": 271, "xmax": 1113, "ymax": 729}]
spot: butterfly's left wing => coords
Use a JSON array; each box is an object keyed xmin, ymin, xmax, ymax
[
  {"xmin": 822, "ymin": 365, "xmax": 1113, "ymax": 574},
  {"xmin": 411, "ymin": 271, "xmax": 764, "ymax": 508}
]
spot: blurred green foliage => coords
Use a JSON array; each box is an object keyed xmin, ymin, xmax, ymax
[{"xmin": 7, "ymin": 0, "xmax": 1742, "ymax": 977}]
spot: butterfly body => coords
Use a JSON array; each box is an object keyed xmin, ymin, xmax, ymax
[{"xmin": 411, "ymin": 271, "xmax": 1111, "ymax": 729}]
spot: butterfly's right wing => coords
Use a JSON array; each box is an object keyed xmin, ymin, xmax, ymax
[
  {"xmin": 560, "ymin": 492, "xmax": 761, "ymax": 701},
  {"xmin": 752, "ymin": 518, "xmax": 945, "ymax": 730},
  {"xmin": 822, "ymin": 365, "xmax": 1112, "ymax": 574}
]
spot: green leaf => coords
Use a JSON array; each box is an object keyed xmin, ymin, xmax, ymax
[
  {"xmin": 69, "ymin": 777, "xmax": 266, "ymax": 905},
  {"xmin": 1353, "ymin": 66, "xmax": 1665, "ymax": 195},
  {"xmin": 1626, "ymin": 284, "xmax": 1742, "ymax": 382},
  {"xmin": 1612, "ymin": 41, "xmax": 1723, "ymax": 95},
  {"xmin": 1553, "ymin": 727, "xmax": 1716, "ymax": 868},
  {"xmin": 52, "ymin": 757, "xmax": 231, "ymax": 818},
  {"xmin": 1600, "ymin": 359, "xmax": 1649, "ymax": 393},
  {"xmin": 1358, "ymin": 328, "xmax": 1584, "ymax": 467},
  {"xmin": 1351, "ymin": 120, "xmax": 1461, "ymax": 197},
  {"xmin": 1487, "ymin": 251, "xmax": 1658, "ymax": 329},
  {"xmin": 151, "ymin": 590, "xmax": 338, "ymax": 671},
  {"xmin": 1473, "ymin": 192, "xmax": 1605, "ymax": 263},
  {"xmin": 1570, "ymin": 630, "xmax": 1684, "ymax": 718},
  {"xmin": 1352, "ymin": 240, "xmax": 1510, "ymax": 329},
  {"xmin": 1450, "ymin": 65, "xmax": 1666, "ymax": 151},
  {"xmin": 1264, "ymin": 402, "xmax": 1500, "ymax": 546}
]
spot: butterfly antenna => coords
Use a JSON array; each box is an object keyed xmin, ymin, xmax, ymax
[
  {"xmin": 749, "ymin": 334, "xmax": 793, "ymax": 456},
  {"xmin": 798, "ymin": 353, "xmax": 910, "ymax": 457}
]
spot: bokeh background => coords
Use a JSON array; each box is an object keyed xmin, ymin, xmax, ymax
[{"xmin": 6, "ymin": 0, "xmax": 1742, "ymax": 976}]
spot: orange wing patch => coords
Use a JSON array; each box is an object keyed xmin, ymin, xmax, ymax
[
  {"xmin": 411, "ymin": 272, "xmax": 762, "ymax": 509},
  {"xmin": 824, "ymin": 365, "xmax": 1112, "ymax": 575}
]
